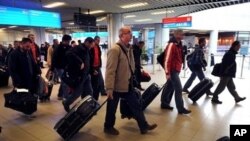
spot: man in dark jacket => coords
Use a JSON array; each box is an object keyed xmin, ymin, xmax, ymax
[
  {"xmin": 161, "ymin": 29, "xmax": 191, "ymax": 114},
  {"xmin": 89, "ymin": 36, "xmax": 106, "ymax": 100},
  {"xmin": 62, "ymin": 37, "xmax": 94, "ymax": 112},
  {"xmin": 183, "ymin": 38, "xmax": 212, "ymax": 95},
  {"xmin": 211, "ymin": 41, "xmax": 246, "ymax": 104},
  {"xmin": 51, "ymin": 35, "xmax": 71, "ymax": 100},
  {"xmin": 133, "ymin": 41, "xmax": 145, "ymax": 90},
  {"xmin": 8, "ymin": 38, "xmax": 41, "ymax": 93}
]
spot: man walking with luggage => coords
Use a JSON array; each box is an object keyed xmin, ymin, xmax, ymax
[
  {"xmin": 104, "ymin": 26, "xmax": 157, "ymax": 135},
  {"xmin": 211, "ymin": 41, "xmax": 246, "ymax": 104},
  {"xmin": 161, "ymin": 29, "xmax": 191, "ymax": 114},
  {"xmin": 8, "ymin": 38, "xmax": 41, "ymax": 93},
  {"xmin": 183, "ymin": 37, "xmax": 213, "ymax": 96}
]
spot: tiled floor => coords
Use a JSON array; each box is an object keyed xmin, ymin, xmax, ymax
[{"xmin": 0, "ymin": 64, "xmax": 249, "ymax": 141}]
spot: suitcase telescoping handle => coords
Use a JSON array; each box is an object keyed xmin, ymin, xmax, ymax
[{"xmin": 96, "ymin": 99, "xmax": 108, "ymax": 111}]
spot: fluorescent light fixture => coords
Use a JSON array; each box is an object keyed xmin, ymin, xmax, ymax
[
  {"xmin": 97, "ymin": 17, "xmax": 106, "ymax": 22},
  {"xmin": 0, "ymin": 28, "xmax": 6, "ymax": 30},
  {"xmin": 135, "ymin": 19, "xmax": 152, "ymax": 22},
  {"xmin": 124, "ymin": 15, "xmax": 136, "ymax": 18},
  {"xmin": 68, "ymin": 22, "xmax": 74, "ymax": 25},
  {"xmin": 121, "ymin": 2, "xmax": 148, "ymax": 9},
  {"xmin": 151, "ymin": 10, "xmax": 174, "ymax": 15},
  {"xmin": 9, "ymin": 26, "xmax": 17, "ymax": 28},
  {"xmin": 23, "ymin": 30, "xmax": 31, "ymax": 32},
  {"xmin": 85, "ymin": 10, "xmax": 105, "ymax": 14},
  {"xmin": 43, "ymin": 2, "xmax": 65, "ymax": 8}
]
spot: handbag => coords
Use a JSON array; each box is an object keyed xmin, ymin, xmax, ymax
[
  {"xmin": 211, "ymin": 63, "xmax": 222, "ymax": 77},
  {"xmin": 141, "ymin": 70, "xmax": 151, "ymax": 82},
  {"xmin": 4, "ymin": 89, "xmax": 37, "ymax": 115}
]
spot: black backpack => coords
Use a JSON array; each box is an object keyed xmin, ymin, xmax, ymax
[{"xmin": 157, "ymin": 51, "xmax": 165, "ymax": 68}]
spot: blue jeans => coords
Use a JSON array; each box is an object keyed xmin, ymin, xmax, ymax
[
  {"xmin": 104, "ymin": 91, "xmax": 148, "ymax": 131},
  {"xmin": 161, "ymin": 71, "xmax": 186, "ymax": 112},
  {"xmin": 63, "ymin": 75, "xmax": 93, "ymax": 106},
  {"xmin": 183, "ymin": 68, "xmax": 211, "ymax": 94},
  {"xmin": 56, "ymin": 69, "xmax": 66, "ymax": 98},
  {"xmin": 183, "ymin": 68, "xmax": 205, "ymax": 90}
]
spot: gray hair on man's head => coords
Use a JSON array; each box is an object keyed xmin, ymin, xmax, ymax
[
  {"xmin": 173, "ymin": 29, "xmax": 183, "ymax": 36},
  {"xmin": 119, "ymin": 26, "xmax": 132, "ymax": 38}
]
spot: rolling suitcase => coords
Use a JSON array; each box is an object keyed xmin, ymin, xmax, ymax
[
  {"xmin": 54, "ymin": 95, "xmax": 107, "ymax": 141},
  {"xmin": 141, "ymin": 83, "xmax": 163, "ymax": 110},
  {"xmin": 188, "ymin": 78, "xmax": 214, "ymax": 102},
  {"xmin": 120, "ymin": 83, "xmax": 164, "ymax": 119}
]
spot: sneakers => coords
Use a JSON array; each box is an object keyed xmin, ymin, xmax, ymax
[
  {"xmin": 62, "ymin": 101, "xmax": 70, "ymax": 112},
  {"xmin": 104, "ymin": 127, "xmax": 119, "ymax": 135},
  {"xmin": 161, "ymin": 104, "xmax": 174, "ymax": 110},
  {"xmin": 141, "ymin": 124, "xmax": 158, "ymax": 134},
  {"xmin": 182, "ymin": 89, "xmax": 190, "ymax": 94},
  {"xmin": 211, "ymin": 98, "xmax": 222, "ymax": 104},
  {"xmin": 178, "ymin": 109, "xmax": 191, "ymax": 114},
  {"xmin": 235, "ymin": 97, "xmax": 246, "ymax": 103}
]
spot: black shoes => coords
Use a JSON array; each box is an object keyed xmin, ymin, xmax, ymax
[
  {"xmin": 62, "ymin": 101, "xmax": 70, "ymax": 112},
  {"xmin": 211, "ymin": 98, "xmax": 222, "ymax": 104},
  {"xmin": 141, "ymin": 124, "xmax": 158, "ymax": 134},
  {"xmin": 161, "ymin": 104, "xmax": 174, "ymax": 110},
  {"xmin": 178, "ymin": 109, "xmax": 191, "ymax": 114},
  {"xmin": 235, "ymin": 97, "xmax": 246, "ymax": 103},
  {"xmin": 182, "ymin": 89, "xmax": 190, "ymax": 94},
  {"xmin": 104, "ymin": 127, "xmax": 120, "ymax": 135},
  {"xmin": 206, "ymin": 92, "xmax": 213, "ymax": 96}
]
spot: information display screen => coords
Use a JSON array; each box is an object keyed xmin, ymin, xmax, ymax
[{"xmin": 0, "ymin": 5, "xmax": 61, "ymax": 28}]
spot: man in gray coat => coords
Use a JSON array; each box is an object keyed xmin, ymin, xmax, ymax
[{"xmin": 104, "ymin": 26, "xmax": 157, "ymax": 135}]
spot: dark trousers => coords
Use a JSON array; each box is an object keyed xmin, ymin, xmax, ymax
[
  {"xmin": 98, "ymin": 69, "xmax": 106, "ymax": 94},
  {"xmin": 183, "ymin": 68, "xmax": 212, "ymax": 94},
  {"xmin": 161, "ymin": 71, "xmax": 186, "ymax": 112},
  {"xmin": 64, "ymin": 75, "xmax": 93, "ymax": 106},
  {"xmin": 91, "ymin": 72, "xmax": 100, "ymax": 100},
  {"xmin": 56, "ymin": 69, "xmax": 64, "ymax": 98},
  {"xmin": 213, "ymin": 77, "xmax": 240, "ymax": 100},
  {"xmin": 135, "ymin": 67, "xmax": 142, "ymax": 88},
  {"xmin": 104, "ymin": 91, "xmax": 148, "ymax": 131}
]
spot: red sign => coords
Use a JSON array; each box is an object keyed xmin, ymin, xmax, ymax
[{"xmin": 162, "ymin": 16, "xmax": 192, "ymax": 24}]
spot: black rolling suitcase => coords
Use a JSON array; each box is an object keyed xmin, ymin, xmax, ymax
[
  {"xmin": 120, "ymin": 83, "xmax": 164, "ymax": 119},
  {"xmin": 0, "ymin": 66, "xmax": 9, "ymax": 87},
  {"xmin": 54, "ymin": 95, "xmax": 107, "ymax": 141},
  {"xmin": 141, "ymin": 83, "xmax": 162, "ymax": 110},
  {"xmin": 188, "ymin": 78, "xmax": 214, "ymax": 102}
]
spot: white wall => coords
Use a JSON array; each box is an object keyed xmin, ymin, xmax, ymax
[{"xmin": 0, "ymin": 29, "xmax": 28, "ymax": 46}]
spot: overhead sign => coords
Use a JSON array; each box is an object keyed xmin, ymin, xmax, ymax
[
  {"xmin": 162, "ymin": 16, "xmax": 192, "ymax": 28},
  {"xmin": 0, "ymin": 5, "xmax": 61, "ymax": 28}
]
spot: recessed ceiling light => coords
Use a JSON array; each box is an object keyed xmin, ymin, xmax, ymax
[
  {"xmin": 97, "ymin": 17, "xmax": 106, "ymax": 22},
  {"xmin": 43, "ymin": 2, "xmax": 65, "ymax": 8},
  {"xmin": 85, "ymin": 10, "xmax": 105, "ymax": 14},
  {"xmin": 9, "ymin": 26, "xmax": 17, "ymax": 28},
  {"xmin": 68, "ymin": 22, "xmax": 74, "ymax": 25},
  {"xmin": 151, "ymin": 10, "xmax": 174, "ymax": 15},
  {"xmin": 121, "ymin": 2, "xmax": 148, "ymax": 9},
  {"xmin": 135, "ymin": 19, "xmax": 152, "ymax": 22},
  {"xmin": 124, "ymin": 15, "xmax": 136, "ymax": 18}
]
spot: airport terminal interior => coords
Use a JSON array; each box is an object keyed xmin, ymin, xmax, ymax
[{"xmin": 1, "ymin": 0, "xmax": 250, "ymax": 141}]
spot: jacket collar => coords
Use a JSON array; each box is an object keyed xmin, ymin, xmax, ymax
[
  {"xmin": 229, "ymin": 48, "xmax": 238, "ymax": 54},
  {"xmin": 169, "ymin": 37, "xmax": 182, "ymax": 47}
]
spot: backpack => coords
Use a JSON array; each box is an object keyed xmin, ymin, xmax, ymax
[
  {"xmin": 187, "ymin": 51, "xmax": 200, "ymax": 70},
  {"xmin": 157, "ymin": 51, "xmax": 165, "ymax": 68}
]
